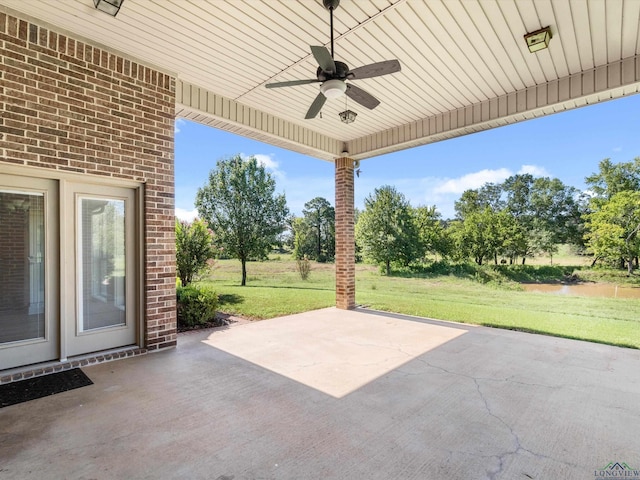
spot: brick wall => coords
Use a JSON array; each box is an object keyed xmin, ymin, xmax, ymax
[
  {"xmin": 335, "ymin": 157, "xmax": 355, "ymax": 310},
  {"xmin": 0, "ymin": 12, "xmax": 177, "ymax": 350}
]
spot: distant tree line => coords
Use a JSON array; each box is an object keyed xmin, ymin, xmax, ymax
[
  {"xmin": 178, "ymin": 155, "xmax": 640, "ymax": 284},
  {"xmin": 448, "ymin": 173, "xmax": 586, "ymax": 266},
  {"xmin": 352, "ymin": 158, "xmax": 639, "ymax": 274}
]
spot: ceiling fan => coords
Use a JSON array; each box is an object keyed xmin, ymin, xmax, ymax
[{"xmin": 265, "ymin": 0, "xmax": 401, "ymax": 119}]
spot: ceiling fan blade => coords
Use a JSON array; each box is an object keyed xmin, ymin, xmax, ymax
[
  {"xmin": 305, "ymin": 92, "xmax": 327, "ymax": 119},
  {"xmin": 266, "ymin": 79, "xmax": 320, "ymax": 89},
  {"xmin": 310, "ymin": 45, "xmax": 336, "ymax": 74},
  {"xmin": 345, "ymin": 84, "xmax": 380, "ymax": 110},
  {"xmin": 348, "ymin": 59, "xmax": 401, "ymax": 80}
]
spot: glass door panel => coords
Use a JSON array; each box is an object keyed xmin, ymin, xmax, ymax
[
  {"xmin": 65, "ymin": 184, "xmax": 137, "ymax": 357},
  {"xmin": 79, "ymin": 197, "xmax": 126, "ymax": 332},
  {"xmin": 0, "ymin": 176, "xmax": 58, "ymax": 370},
  {"xmin": 0, "ymin": 190, "xmax": 45, "ymax": 343}
]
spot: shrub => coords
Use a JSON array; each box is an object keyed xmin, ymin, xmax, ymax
[
  {"xmin": 176, "ymin": 219, "xmax": 216, "ymax": 286},
  {"xmin": 297, "ymin": 256, "xmax": 311, "ymax": 280},
  {"xmin": 176, "ymin": 285, "xmax": 219, "ymax": 328}
]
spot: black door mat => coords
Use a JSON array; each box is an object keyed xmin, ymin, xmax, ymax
[{"xmin": 0, "ymin": 368, "xmax": 93, "ymax": 408}]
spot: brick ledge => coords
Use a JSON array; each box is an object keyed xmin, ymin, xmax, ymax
[{"xmin": 0, "ymin": 346, "xmax": 147, "ymax": 385}]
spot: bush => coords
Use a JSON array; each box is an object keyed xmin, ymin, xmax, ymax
[
  {"xmin": 297, "ymin": 256, "xmax": 311, "ymax": 280},
  {"xmin": 176, "ymin": 285, "xmax": 219, "ymax": 328},
  {"xmin": 176, "ymin": 219, "xmax": 216, "ymax": 286}
]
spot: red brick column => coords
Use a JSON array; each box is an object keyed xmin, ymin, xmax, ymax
[{"xmin": 335, "ymin": 157, "xmax": 355, "ymax": 309}]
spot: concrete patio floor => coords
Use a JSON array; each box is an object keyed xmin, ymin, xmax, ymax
[{"xmin": 1, "ymin": 307, "xmax": 639, "ymax": 479}]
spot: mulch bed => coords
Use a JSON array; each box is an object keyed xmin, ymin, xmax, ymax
[{"xmin": 177, "ymin": 312, "xmax": 249, "ymax": 333}]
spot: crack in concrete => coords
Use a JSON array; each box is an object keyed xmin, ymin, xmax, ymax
[
  {"xmin": 288, "ymin": 361, "xmax": 320, "ymax": 371},
  {"xmin": 399, "ymin": 358, "xmax": 582, "ymax": 478},
  {"xmin": 474, "ymin": 377, "xmax": 519, "ymax": 480},
  {"xmin": 474, "ymin": 377, "xmax": 582, "ymax": 478},
  {"xmin": 396, "ymin": 358, "xmax": 571, "ymax": 390}
]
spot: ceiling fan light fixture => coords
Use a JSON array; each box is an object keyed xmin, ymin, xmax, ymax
[{"xmin": 320, "ymin": 79, "xmax": 346, "ymax": 99}]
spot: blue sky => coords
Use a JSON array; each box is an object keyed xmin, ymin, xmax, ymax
[{"xmin": 175, "ymin": 94, "xmax": 640, "ymax": 221}]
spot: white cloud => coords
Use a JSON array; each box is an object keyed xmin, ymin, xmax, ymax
[
  {"xmin": 174, "ymin": 118, "xmax": 186, "ymax": 134},
  {"xmin": 352, "ymin": 175, "xmax": 462, "ymax": 219},
  {"xmin": 613, "ymin": 146, "xmax": 622, "ymax": 152},
  {"xmin": 242, "ymin": 153, "xmax": 285, "ymax": 180},
  {"xmin": 253, "ymin": 153, "xmax": 278, "ymax": 170},
  {"xmin": 433, "ymin": 168, "xmax": 512, "ymax": 194},
  {"xmin": 175, "ymin": 207, "xmax": 198, "ymax": 222},
  {"xmin": 353, "ymin": 164, "xmax": 553, "ymax": 220},
  {"xmin": 518, "ymin": 164, "xmax": 550, "ymax": 177}
]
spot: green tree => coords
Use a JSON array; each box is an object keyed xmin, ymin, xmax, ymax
[
  {"xmin": 530, "ymin": 177, "xmax": 582, "ymax": 243},
  {"xmin": 282, "ymin": 214, "xmax": 297, "ymax": 252},
  {"xmin": 296, "ymin": 197, "xmax": 335, "ymax": 262},
  {"xmin": 195, "ymin": 155, "xmax": 289, "ymax": 286},
  {"xmin": 413, "ymin": 205, "xmax": 449, "ymax": 261},
  {"xmin": 585, "ymin": 158, "xmax": 640, "ymax": 205},
  {"xmin": 354, "ymin": 207, "xmax": 363, "ymax": 263},
  {"xmin": 584, "ymin": 191, "xmax": 640, "ymax": 274},
  {"xmin": 503, "ymin": 174, "xmax": 583, "ymax": 262},
  {"xmin": 454, "ymin": 184, "xmax": 504, "ymax": 220},
  {"xmin": 584, "ymin": 158, "xmax": 640, "ymax": 268},
  {"xmin": 355, "ymin": 185, "xmax": 419, "ymax": 275},
  {"xmin": 451, "ymin": 207, "xmax": 511, "ymax": 265},
  {"xmin": 453, "ymin": 174, "xmax": 586, "ymax": 264},
  {"xmin": 175, "ymin": 219, "xmax": 216, "ymax": 286},
  {"xmin": 529, "ymin": 223, "xmax": 559, "ymax": 264},
  {"xmin": 503, "ymin": 174, "xmax": 534, "ymax": 220},
  {"xmin": 291, "ymin": 216, "xmax": 314, "ymax": 259},
  {"xmin": 499, "ymin": 216, "xmax": 528, "ymax": 264}
]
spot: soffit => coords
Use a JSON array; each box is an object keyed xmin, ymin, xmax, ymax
[{"xmin": 2, "ymin": 0, "xmax": 640, "ymax": 161}]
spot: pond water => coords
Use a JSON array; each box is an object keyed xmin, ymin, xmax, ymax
[{"xmin": 522, "ymin": 283, "xmax": 640, "ymax": 299}]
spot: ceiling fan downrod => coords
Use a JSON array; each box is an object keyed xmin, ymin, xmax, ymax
[{"xmin": 323, "ymin": 0, "xmax": 340, "ymax": 59}]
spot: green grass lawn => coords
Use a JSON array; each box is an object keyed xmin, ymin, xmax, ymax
[
  {"xmin": 197, "ymin": 256, "xmax": 640, "ymax": 349},
  {"xmin": 198, "ymin": 257, "xmax": 337, "ymax": 319}
]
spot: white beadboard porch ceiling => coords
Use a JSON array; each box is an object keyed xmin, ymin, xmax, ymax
[{"xmin": 3, "ymin": 0, "xmax": 640, "ymax": 161}]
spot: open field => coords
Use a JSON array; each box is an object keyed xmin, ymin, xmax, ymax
[
  {"xmin": 198, "ymin": 256, "xmax": 640, "ymax": 349},
  {"xmin": 518, "ymin": 243, "xmax": 593, "ymax": 266}
]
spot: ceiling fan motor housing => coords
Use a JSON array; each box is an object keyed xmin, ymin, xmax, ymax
[{"xmin": 316, "ymin": 61, "xmax": 349, "ymax": 82}]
